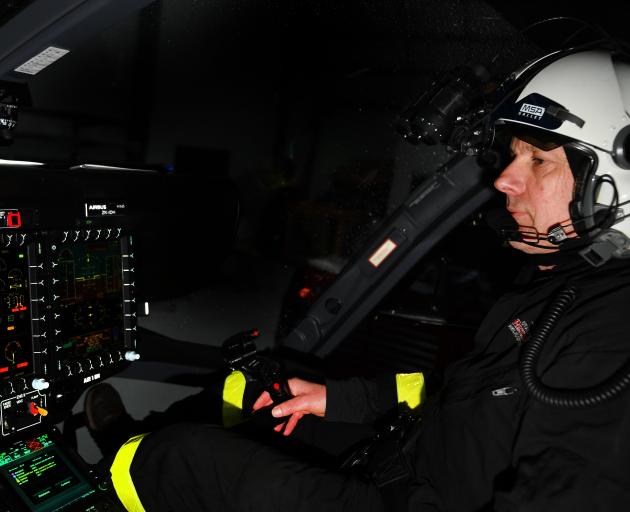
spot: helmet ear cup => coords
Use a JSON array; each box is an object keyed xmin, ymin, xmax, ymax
[
  {"xmin": 564, "ymin": 143, "xmax": 598, "ymax": 235},
  {"xmin": 613, "ymin": 125, "xmax": 630, "ymax": 170}
]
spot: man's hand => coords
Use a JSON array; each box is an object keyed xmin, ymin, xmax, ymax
[{"xmin": 252, "ymin": 378, "xmax": 326, "ymax": 436}]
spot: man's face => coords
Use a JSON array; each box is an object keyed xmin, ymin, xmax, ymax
[{"xmin": 493, "ymin": 137, "xmax": 575, "ymax": 254}]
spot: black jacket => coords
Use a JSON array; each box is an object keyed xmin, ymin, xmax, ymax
[{"xmin": 326, "ymin": 258, "xmax": 630, "ymax": 511}]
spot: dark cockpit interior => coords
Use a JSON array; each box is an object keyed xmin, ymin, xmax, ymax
[{"xmin": 0, "ymin": 1, "xmax": 622, "ymax": 510}]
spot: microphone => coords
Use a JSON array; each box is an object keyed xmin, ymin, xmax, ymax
[{"xmin": 483, "ymin": 207, "xmax": 572, "ymax": 249}]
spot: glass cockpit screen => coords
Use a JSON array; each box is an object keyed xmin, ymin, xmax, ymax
[
  {"xmin": 53, "ymin": 239, "xmax": 124, "ymax": 360},
  {"xmin": 0, "ymin": 433, "xmax": 96, "ymax": 511},
  {"xmin": 0, "ymin": 247, "xmax": 32, "ymax": 378}
]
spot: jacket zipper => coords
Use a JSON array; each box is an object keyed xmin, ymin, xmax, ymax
[{"xmin": 491, "ymin": 386, "xmax": 519, "ymax": 397}]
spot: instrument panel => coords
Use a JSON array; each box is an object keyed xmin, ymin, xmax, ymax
[{"xmin": 0, "ymin": 210, "xmax": 138, "ymax": 439}]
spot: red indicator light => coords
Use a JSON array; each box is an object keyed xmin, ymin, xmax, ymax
[
  {"xmin": 26, "ymin": 440, "xmax": 43, "ymax": 452},
  {"xmin": 0, "ymin": 367, "xmax": 8, "ymax": 373},
  {"xmin": 298, "ymin": 287, "xmax": 312, "ymax": 299},
  {"xmin": 16, "ymin": 362, "xmax": 28, "ymax": 368},
  {"xmin": 252, "ymin": 329, "xmax": 260, "ymax": 337},
  {"xmin": 273, "ymin": 383, "xmax": 280, "ymax": 391},
  {"xmin": 29, "ymin": 402, "xmax": 38, "ymax": 416},
  {"xmin": 7, "ymin": 211, "xmax": 21, "ymax": 228}
]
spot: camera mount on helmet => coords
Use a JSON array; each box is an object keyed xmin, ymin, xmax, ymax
[{"xmin": 395, "ymin": 64, "xmax": 495, "ymax": 155}]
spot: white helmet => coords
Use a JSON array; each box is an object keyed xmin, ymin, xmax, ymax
[{"xmin": 494, "ymin": 49, "xmax": 630, "ymax": 265}]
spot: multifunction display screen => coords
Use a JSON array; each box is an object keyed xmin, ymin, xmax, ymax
[
  {"xmin": 0, "ymin": 247, "xmax": 31, "ymax": 378},
  {"xmin": 53, "ymin": 239, "xmax": 124, "ymax": 360},
  {"xmin": 0, "ymin": 433, "xmax": 95, "ymax": 511}
]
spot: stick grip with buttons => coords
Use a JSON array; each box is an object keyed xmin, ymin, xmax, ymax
[{"xmin": 222, "ymin": 328, "xmax": 293, "ymax": 405}]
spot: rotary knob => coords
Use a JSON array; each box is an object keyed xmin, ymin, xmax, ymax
[
  {"xmin": 31, "ymin": 378, "xmax": 50, "ymax": 391},
  {"xmin": 124, "ymin": 351, "xmax": 140, "ymax": 362}
]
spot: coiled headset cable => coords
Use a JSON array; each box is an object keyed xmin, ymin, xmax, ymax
[{"xmin": 520, "ymin": 285, "xmax": 630, "ymax": 407}]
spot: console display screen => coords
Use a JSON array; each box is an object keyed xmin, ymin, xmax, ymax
[
  {"xmin": 53, "ymin": 239, "xmax": 124, "ymax": 360},
  {"xmin": 0, "ymin": 247, "xmax": 32, "ymax": 378},
  {"xmin": 0, "ymin": 433, "xmax": 95, "ymax": 511}
]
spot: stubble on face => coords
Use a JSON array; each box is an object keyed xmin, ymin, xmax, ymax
[{"xmin": 495, "ymin": 138, "xmax": 575, "ymax": 255}]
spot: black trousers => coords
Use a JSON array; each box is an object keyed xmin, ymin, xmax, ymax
[
  {"xmin": 129, "ymin": 422, "xmax": 386, "ymax": 512},
  {"xmin": 94, "ymin": 384, "xmax": 375, "ymax": 461}
]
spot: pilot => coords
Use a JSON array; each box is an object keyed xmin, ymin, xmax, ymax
[{"xmin": 94, "ymin": 48, "xmax": 630, "ymax": 511}]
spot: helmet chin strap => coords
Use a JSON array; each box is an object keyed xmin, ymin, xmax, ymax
[
  {"xmin": 484, "ymin": 207, "xmax": 601, "ymax": 266},
  {"xmin": 484, "ymin": 207, "xmax": 575, "ymax": 250},
  {"xmin": 502, "ymin": 220, "xmax": 576, "ymax": 248}
]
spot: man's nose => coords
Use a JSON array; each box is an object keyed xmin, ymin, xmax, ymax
[{"xmin": 494, "ymin": 162, "xmax": 526, "ymax": 196}]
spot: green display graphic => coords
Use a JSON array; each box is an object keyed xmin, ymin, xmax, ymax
[
  {"xmin": 0, "ymin": 247, "xmax": 32, "ymax": 378},
  {"xmin": 0, "ymin": 434, "xmax": 95, "ymax": 511},
  {"xmin": 54, "ymin": 239, "xmax": 124, "ymax": 359}
]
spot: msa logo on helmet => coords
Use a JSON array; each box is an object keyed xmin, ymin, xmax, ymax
[{"xmin": 518, "ymin": 103, "xmax": 546, "ymax": 120}]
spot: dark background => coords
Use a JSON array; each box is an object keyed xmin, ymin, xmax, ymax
[
  {"xmin": 0, "ymin": 0, "xmax": 622, "ymax": 466},
  {"xmin": 0, "ymin": 0, "xmax": 622, "ymax": 360}
]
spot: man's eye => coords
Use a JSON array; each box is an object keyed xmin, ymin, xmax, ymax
[{"xmin": 532, "ymin": 157, "xmax": 544, "ymax": 165}]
